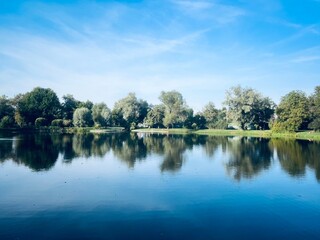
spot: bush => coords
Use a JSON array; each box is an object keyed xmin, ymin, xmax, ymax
[
  {"xmin": 51, "ymin": 119, "xmax": 64, "ymax": 127},
  {"xmin": 271, "ymin": 120, "xmax": 290, "ymax": 133},
  {"xmin": 35, "ymin": 117, "xmax": 48, "ymax": 128},
  {"xmin": 308, "ymin": 118, "xmax": 320, "ymax": 131},
  {"xmin": 63, "ymin": 119, "xmax": 73, "ymax": 127},
  {"xmin": 0, "ymin": 116, "xmax": 14, "ymax": 128}
]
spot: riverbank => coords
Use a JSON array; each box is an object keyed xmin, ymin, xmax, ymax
[
  {"xmin": 0, "ymin": 127, "xmax": 125, "ymax": 134},
  {"xmin": 132, "ymin": 128, "xmax": 320, "ymax": 141}
]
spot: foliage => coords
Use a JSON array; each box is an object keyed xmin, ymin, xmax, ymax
[
  {"xmin": 0, "ymin": 116, "xmax": 14, "ymax": 128},
  {"xmin": 159, "ymin": 90, "xmax": 191, "ymax": 128},
  {"xmin": 63, "ymin": 119, "xmax": 73, "ymax": 127},
  {"xmin": 191, "ymin": 114, "xmax": 206, "ymax": 130},
  {"xmin": 16, "ymin": 87, "xmax": 61, "ymax": 126},
  {"xmin": 201, "ymin": 102, "xmax": 218, "ymax": 128},
  {"xmin": 144, "ymin": 104, "xmax": 165, "ymax": 128},
  {"xmin": 308, "ymin": 86, "xmax": 320, "ymax": 131},
  {"xmin": 274, "ymin": 90, "xmax": 310, "ymax": 132},
  {"xmin": 224, "ymin": 86, "xmax": 275, "ymax": 130},
  {"xmin": 51, "ymin": 119, "xmax": 64, "ymax": 127},
  {"xmin": 79, "ymin": 100, "xmax": 94, "ymax": 110},
  {"xmin": 92, "ymin": 103, "xmax": 111, "ymax": 127},
  {"xmin": 35, "ymin": 117, "xmax": 48, "ymax": 128},
  {"xmin": 113, "ymin": 93, "xmax": 149, "ymax": 129},
  {"xmin": 73, "ymin": 107, "xmax": 93, "ymax": 127},
  {"xmin": 61, "ymin": 94, "xmax": 81, "ymax": 120}
]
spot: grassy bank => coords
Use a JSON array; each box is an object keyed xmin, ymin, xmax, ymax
[
  {"xmin": 131, "ymin": 128, "xmax": 193, "ymax": 134},
  {"xmin": 132, "ymin": 128, "xmax": 320, "ymax": 141}
]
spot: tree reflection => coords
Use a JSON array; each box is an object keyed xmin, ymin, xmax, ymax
[
  {"xmin": 160, "ymin": 136, "xmax": 188, "ymax": 172},
  {"xmin": 270, "ymin": 139, "xmax": 320, "ymax": 181},
  {"xmin": 0, "ymin": 131, "xmax": 319, "ymax": 180},
  {"xmin": 225, "ymin": 137, "xmax": 272, "ymax": 181},
  {"xmin": 112, "ymin": 133, "xmax": 147, "ymax": 168},
  {"xmin": 13, "ymin": 134, "xmax": 59, "ymax": 171}
]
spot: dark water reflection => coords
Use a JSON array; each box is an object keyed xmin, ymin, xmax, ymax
[
  {"xmin": 1, "ymin": 132, "xmax": 320, "ymax": 239},
  {"xmin": 1, "ymin": 132, "xmax": 319, "ymax": 182}
]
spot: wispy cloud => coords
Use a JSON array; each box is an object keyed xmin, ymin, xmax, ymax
[
  {"xmin": 171, "ymin": 0, "xmax": 246, "ymax": 24},
  {"xmin": 291, "ymin": 55, "xmax": 320, "ymax": 63}
]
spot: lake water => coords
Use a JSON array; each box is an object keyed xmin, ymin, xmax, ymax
[{"xmin": 0, "ymin": 132, "xmax": 320, "ymax": 239}]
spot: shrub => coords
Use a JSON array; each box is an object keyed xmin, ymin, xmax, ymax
[
  {"xmin": 51, "ymin": 119, "xmax": 64, "ymax": 127},
  {"xmin": 0, "ymin": 116, "xmax": 14, "ymax": 128},
  {"xmin": 63, "ymin": 119, "xmax": 73, "ymax": 127},
  {"xmin": 35, "ymin": 117, "xmax": 48, "ymax": 128}
]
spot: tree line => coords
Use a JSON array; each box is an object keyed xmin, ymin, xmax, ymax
[{"xmin": 0, "ymin": 85, "xmax": 319, "ymax": 132}]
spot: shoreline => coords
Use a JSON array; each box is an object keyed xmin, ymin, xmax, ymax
[{"xmin": 132, "ymin": 128, "xmax": 320, "ymax": 141}]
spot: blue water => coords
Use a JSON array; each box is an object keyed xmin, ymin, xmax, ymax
[{"xmin": 0, "ymin": 133, "xmax": 319, "ymax": 239}]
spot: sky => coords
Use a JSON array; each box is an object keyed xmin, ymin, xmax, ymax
[{"xmin": 0, "ymin": 0, "xmax": 319, "ymax": 111}]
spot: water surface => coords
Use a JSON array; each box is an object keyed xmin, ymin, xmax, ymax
[{"xmin": 0, "ymin": 132, "xmax": 319, "ymax": 239}]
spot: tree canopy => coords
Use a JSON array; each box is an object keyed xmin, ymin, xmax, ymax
[
  {"xmin": 1, "ymin": 85, "xmax": 320, "ymax": 132},
  {"xmin": 16, "ymin": 87, "xmax": 61, "ymax": 126},
  {"xmin": 274, "ymin": 91, "xmax": 310, "ymax": 132},
  {"xmin": 224, "ymin": 86, "xmax": 275, "ymax": 130}
]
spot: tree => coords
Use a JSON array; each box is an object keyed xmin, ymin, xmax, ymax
[
  {"xmin": 275, "ymin": 90, "xmax": 310, "ymax": 132},
  {"xmin": 92, "ymin": 103, "xmax": 111, "ymax": 127},
  {"xmin": 16, "ymin": 87, "xmax": 61, "ymax": 126},
  {"xmin": 0, "ymin": 95, "xmax": 15, "ymax": 128},
  {"xmin": 73, "ymin": 107, "xmax": 93, "ymax": 127},
  {"xmin": 191, "ymin": 114, "xmax": 206, "ymax": 129},
  {"xmin": 61, "ymin": 94, "xmax": 80, "ymax": 120},
  {"xmin": 159, "ymin": 90, "xmax": 190, "ymax": 128},
  {"xmin": 144, "ymin": 104, "xmax": 165, "ymax": 128},
  {"xmin": 113, "ymin": 93, "xmax": 149, "ymax": 129},
  {"xmin": 224, "ymin": 86, "xmax": 275, "ymax": 130},
  {"xmin": 201, "ymin": 102, "xmax": 218, "ymax": 128},
  {"xmin": 309, "ymin": 86, "xmax": 320, "ymax": 131}
]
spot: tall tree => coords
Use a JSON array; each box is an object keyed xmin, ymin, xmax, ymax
[
  {"xmin": 113, "ymin": 93, "xmax": 149, "ymax": 129},
  {"xmin": 274, "ymin": 90, "xmax": 310, "ymax": 132},
  {"xmin": 61, "ymin": 94, "xmax": 81, "ymax": 120},
  {"xmin": 201, "ymin": 102, "xmax": 218, "ymax": 128},
  {"xmin": 73, "ymin": 107, "xmax": 93, "ymax": 127},
  {"xmin": 159, "ymin": 90, "xmax": 190, "ymax": 128},
  {"xmin": 224, "ymin": 86, "xmax": 275, "ymax": 130},
  {"xmin": 92, "ymin": 103, "xmax": 111, "ymax": 127},
  {"xmin": 309, "ymin": 86, "xmax": 320, "ymax": 131},
  {"xmin": 0, "ymin": 95, "xmax": 15, "ymax": 128},
  {"xmin": 144, "ymin": 104, "xmax": 165, "ymax": 128},
  {"xmin": 16, "ymin": 87, "xmax": 61, "ymax": 126}
]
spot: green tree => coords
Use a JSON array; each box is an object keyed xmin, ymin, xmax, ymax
[
  {"xmin": 275, "ymin": 90, "xmax": 310, "ymax": 132},
  {"xmin": 73, "ymin": 107, "xmax": 93, "ymax": 127},
  {"xmin": 159, "ymin": 90, "xmax": 190, "ymax": 128},
  {"xmin": 92, "ymin": 103, "xmax": 111, "ymax": 127},
  {"xmin": 61, "ymin": 94, "xmax": 80, "ymax": 120},
  {"xmin": 113, "ymin": 93, "xmax": 149, "ymax": 129},
  {"xmin": 201, "ymin": 102, "xmax": 218, "ymax": 128},
  {"xmin": 309, "ymin": 86, "xmax": 320, "ymax": 131},
  {"xmin": 191, "ymin": 114, "xmax": 206, "ymax": 129},
  {"xmin": 0, "ymin": 95, "xmax": 15, "ymax": 128},
  {"xmin": 79, "ymin": 100, "xmax": 94, "ymax": 110},
  {"xmin": 16, "ymin": 87, "xmax": 61, "ymax": 126},
  {"xmin": 224, "ymin": 86, "xmax": 275, "ymax": 130},
  {"xmin": 144, "ymin": 104, "xmax": 165, "ymax": 128}
]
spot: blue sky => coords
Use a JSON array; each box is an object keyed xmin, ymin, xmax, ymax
[{"xmin": 0, "ymin": 0, "xmax": 319, "ymax": 110}]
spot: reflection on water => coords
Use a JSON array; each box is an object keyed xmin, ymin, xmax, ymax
[
  {"xmin": 0, "ymin": 132, "xmax": 320, "ymax": 181},
  {"xmin": 1, "ymin": 131, "xmax": 320, "ymax": 240},
  {"xmin": 225, "ymin": 137, "xmax": 272, "ymax": 181}
]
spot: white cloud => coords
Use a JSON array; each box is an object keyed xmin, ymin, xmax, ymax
[{"xmin": 171, "ymin": 0, "xmax": 246, "ymax": 24}]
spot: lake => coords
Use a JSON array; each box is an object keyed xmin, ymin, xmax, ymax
[{"xmin": 0, "ymin": 132, "xmax": 320, "ymax": 239}]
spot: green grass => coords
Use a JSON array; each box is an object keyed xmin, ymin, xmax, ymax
[
  {"xmin": 131, "ymin": 128, "xmax": 192, "ymax": 134},
  {"xmin": 132, "ymin": 128, "xmax": 320, "ymax": 141}
]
